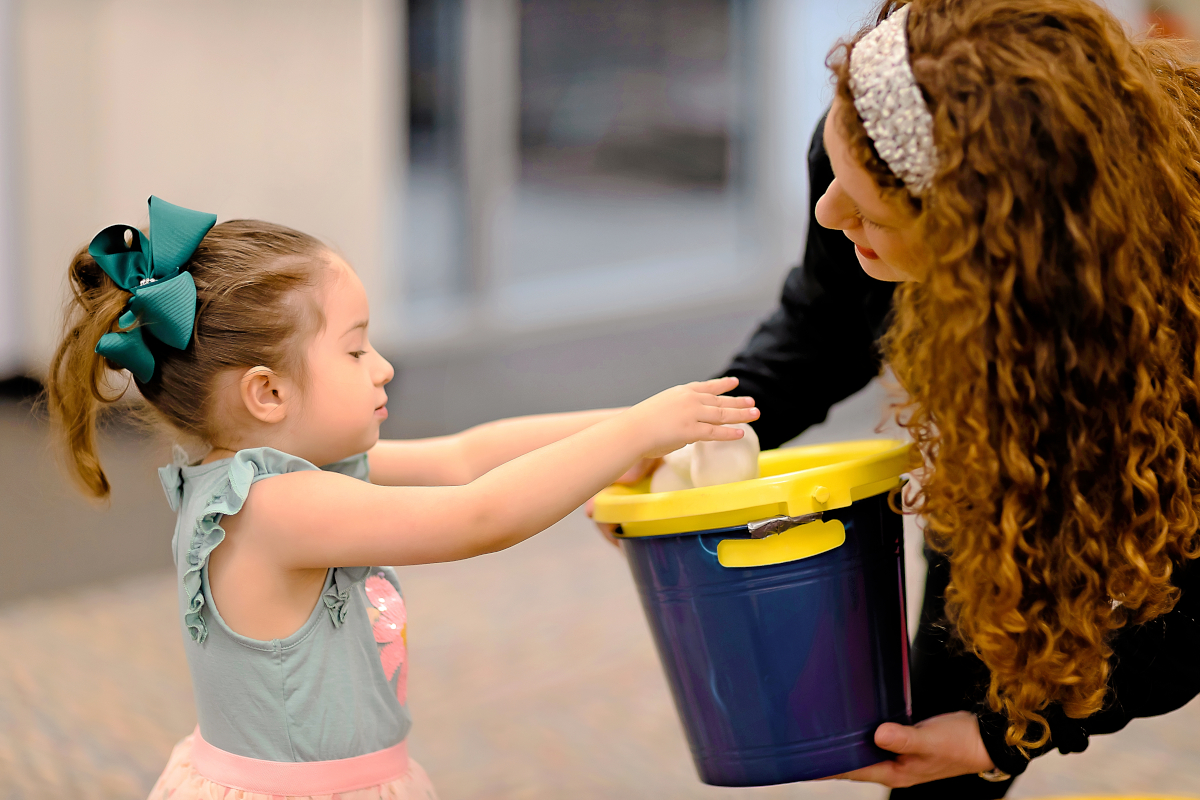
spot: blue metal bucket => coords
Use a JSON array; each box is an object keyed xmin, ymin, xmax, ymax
[{"xmin": 603, "ymin": 444, "xmax": 912, "ymax": 786}]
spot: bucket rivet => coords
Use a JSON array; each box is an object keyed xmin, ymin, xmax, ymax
[{"xmin": 811, "ymin": 485, "xmax": 831, "ymax": 504}]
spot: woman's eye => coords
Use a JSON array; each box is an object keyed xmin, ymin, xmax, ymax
[
  {"xmin": 853, "ymin": 205, "xmax": 885, "ymax": 230},
  {"xmin": 857, "ymin": 212, "xmax": 884, "ymax": 230}
]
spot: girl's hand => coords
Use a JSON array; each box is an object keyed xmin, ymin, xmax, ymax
[
  {"xmin": 623, "ymin": 377, "xmax": 758, "ymax": 460},
  {"xmin": 824, "ymin": 711, "xmax": 995, "ymax": 787}
]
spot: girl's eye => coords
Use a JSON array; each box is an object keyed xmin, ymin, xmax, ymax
[{"xmin": 350, "ymin": 350, "xmax": 367, "ymax": 359}]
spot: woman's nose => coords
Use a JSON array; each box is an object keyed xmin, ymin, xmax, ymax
[{"xmin": 815, "ymin": 179, "xmax": 859, "ymax": 232}]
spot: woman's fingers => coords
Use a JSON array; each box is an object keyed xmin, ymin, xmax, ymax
[
  {"xmin": 814, "ymin": 724, "xmax": 923, "ymax": 786},
  {"xmin": 616, "ymin": 458, "xmax": 660, "ymax": 484},
  {"xmin": 875, "ymin": 722, "xmax": 920, "ymax": 754},
  {"xmin": 586, "ymin": 494, "xmax": 628, "ymax": 549},
  {"xmin": 819, "ymin": 714, "xmax": 990, "ymax": 788},
  {"xmin": 597, "ymin": 521, "xmax": 622, "ymax": 548},
  {"xmin": 820, "ymin": 762, "xmax": 900, "ymax": 783}
]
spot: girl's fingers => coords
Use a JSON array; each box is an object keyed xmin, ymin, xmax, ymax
[
  {"xmin": 689, "ymin": 376, "xmax": 739, "ymax": 395},
  {"xmin": 697, "ymin": 405, "xmax": 759, "ymax": 425},
  {"xmin": 702, "ymin": 394, "xmax": 756, "ymax": 408},
  {"xmin": 700, "ymin": 423, "xmax": 747, "ymax": 441}
]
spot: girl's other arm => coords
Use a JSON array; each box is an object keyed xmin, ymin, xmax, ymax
[{"xmin": 367, "ymin": 409, "xmax": 624, "ymax": 486}]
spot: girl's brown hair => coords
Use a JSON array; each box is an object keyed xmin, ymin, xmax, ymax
[
  {"xmin": 46, "ymin": 219, "xmax": 331, "ymax": 498},
  {"xmin": 831, "ymin": 0, "xmax": 1200, "ymax": 751}
]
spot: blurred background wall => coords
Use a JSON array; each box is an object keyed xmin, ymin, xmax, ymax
[
  {"xmin": 0, "ymin": 0, "xmax": 1162, "ymax": 382},
  {"xmin": 10, "ymin": 0, "xmax": 400, "ymax": 368},
  {"xmin": 0, "ymin": 0, "xmax": 895, "ymax": 381},
  {"xmin": 0, "ymin": 0, "xmax": 19, "ymax": 377},
  {"xmin": 5, "ymin": 1, "xmax": 1200, "ymax": 798}
]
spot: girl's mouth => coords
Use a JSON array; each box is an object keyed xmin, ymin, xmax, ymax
[
  {"xmin": 855, "ymin": 242, "xmax": 881, "ymax": 260},
  {"xmin": 375, "ymin": 403, "xmax": 388, "ymax": 420}
]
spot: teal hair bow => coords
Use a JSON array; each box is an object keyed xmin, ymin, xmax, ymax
[{"xmin": 92, "ymin": 196, "xmax": 217, "ymax": 382}]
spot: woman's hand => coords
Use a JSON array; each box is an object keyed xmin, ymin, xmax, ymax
[
  {"xmin": 622, "ymin": 377, "xmax": 758, "ymax": 460},
  {"xmin": 824, "ymin": 711, "xmax": 995, "ymax": 787},
  {"xmin": 585, "ymin": 458, "xmax": 660, "ymax": 547}
]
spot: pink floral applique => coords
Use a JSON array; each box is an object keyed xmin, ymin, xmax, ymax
[{"xmin": 365, "ymin": 572, "xmax": 408, "ymax": 705}]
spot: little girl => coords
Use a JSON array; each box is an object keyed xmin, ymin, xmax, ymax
[{"xmin": 46, "ymin": 196, "xmax": 758, "ymax": 799}]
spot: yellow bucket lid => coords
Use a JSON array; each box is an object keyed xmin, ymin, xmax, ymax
[{"xmin": 593, "ymin": 439, "xmax": 912, "ymax": 538}]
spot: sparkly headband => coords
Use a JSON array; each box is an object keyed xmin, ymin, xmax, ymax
[{"xmin": 848, "ymin": 4, "xmax": 937, "ymax": 194}]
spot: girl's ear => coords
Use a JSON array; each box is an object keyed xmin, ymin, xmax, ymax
[{"xmin": 239, "ymin": 366, "xmax": 291, "ymax": 424}]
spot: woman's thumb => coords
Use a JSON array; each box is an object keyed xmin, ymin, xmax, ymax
[{"xmin": 875, "ymin": 722, "xmax": 920, "ymax": 754}]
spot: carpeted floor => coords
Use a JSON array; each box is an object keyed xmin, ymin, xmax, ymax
[{"xmin": 3, "ymin": 510, "xmax": 1200, "ymax": 799}]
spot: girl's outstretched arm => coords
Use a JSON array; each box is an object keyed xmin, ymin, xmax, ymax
[
  {"xmin": 240, "ymin": 378, "xmax": 757, "ymax": 568},
  {"xmin": 367, "ymin": 408, "xmax": 624, "ymax": 487}
]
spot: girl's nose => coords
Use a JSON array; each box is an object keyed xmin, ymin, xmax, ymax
[
  {"xmin": 375, "ymin": 354, "xmax": 395, "ymax": 387},
  {"xmin": 814, "ymin": 178, "xmax": 859, "ymax": 233}
]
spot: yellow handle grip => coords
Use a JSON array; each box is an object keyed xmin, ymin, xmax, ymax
[{"xmin": 716, "ymin": 519, "xmax": 847, "ymax": 568}]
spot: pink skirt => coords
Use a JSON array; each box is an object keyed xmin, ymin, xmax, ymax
[{"xmin": 148, "ymin": 731, "xmax": 439, "ymax": 800}]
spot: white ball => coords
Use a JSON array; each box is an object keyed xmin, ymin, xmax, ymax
[
  {"xmin": 690, "ymin": 423, "xmax": 760, "ymax": 488},
  {"xmin": 650, "ymin": 444, "xmax": 695, "ymax": 493}
]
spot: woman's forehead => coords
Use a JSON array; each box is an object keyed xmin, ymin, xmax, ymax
[{"xmin": 824, "ymin": 98, "xmax": 907, "ymax": 222}]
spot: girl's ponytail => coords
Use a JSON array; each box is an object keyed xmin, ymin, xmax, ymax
[
  {"xmin": 48, "ymin": 208, "xmax": 329, "ymax": 501},
  {"xmin": 45, "ymin": 246, "xmax": 133, "ymax": 499}
]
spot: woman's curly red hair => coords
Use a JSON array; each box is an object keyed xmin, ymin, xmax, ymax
[{"xmin": 831, "ymin": 0, "xmax": 1200, "ymax": 751}]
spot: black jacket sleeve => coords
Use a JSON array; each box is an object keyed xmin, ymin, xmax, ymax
[
  {"xmin": 977, "ymin": 559, "xmax": 1200, "ymax": 776},
  {"xmin": 718, "ymin": 110, "xmax": 896, "ymax": 449}
]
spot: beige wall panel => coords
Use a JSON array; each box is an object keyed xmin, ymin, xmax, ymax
[{"xmin": 18, "ymin": 0, "xmax": 400, "ymax": 372}]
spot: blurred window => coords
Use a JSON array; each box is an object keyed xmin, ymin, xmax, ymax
[
  {"xmin": 406, "ymin": 0, "xmax": 464, "ymax": 301},
  {"xmin": 404, "ymin": 0, "xmax": 758, "ymax": 342}
]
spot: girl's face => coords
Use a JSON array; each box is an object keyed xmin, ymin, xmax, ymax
[
  {"xmin": 815, "ymin": 96, "xmax": 929, "ymax": 282},
  {"xmin": 290, "ymin": 258, "xmax": 394, "ymax": 465}
]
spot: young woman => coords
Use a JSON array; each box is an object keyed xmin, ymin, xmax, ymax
[{"xmin": 721, "ymin": 0, "xmax": 1200, "ymax": 794}]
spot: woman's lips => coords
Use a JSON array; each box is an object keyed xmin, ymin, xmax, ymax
[{"xmin": 855, "ymin": 242, "xmax": 881, "ymax": 260}]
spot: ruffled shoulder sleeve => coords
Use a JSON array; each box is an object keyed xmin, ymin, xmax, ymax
[
  {"xmin": 181, "ymin": 447, "xmax": 319, "ymax": 644},
  {"xmin": 314, "ymin": 455, "xmax": 372, "ymax": 626},
  {"xmin": 158, "ymin": 445, "xmax": 193, "ymax": 511},
  {"xmin": 321, "ymin": 452, "xmax": 371, "ymax": 482},
  {"xmin": 322, "ymin": 565, "xmax": 373, "ymax": 627}
]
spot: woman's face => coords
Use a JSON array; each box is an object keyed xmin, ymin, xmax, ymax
[{"xmin": 815, "ymin": 96, "xmax": 929, "ymax": 282}]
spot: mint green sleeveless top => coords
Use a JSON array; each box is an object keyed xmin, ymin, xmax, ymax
[{"xmin": 159, "ymin": 447, "xmax": 412, "ymax": 761}]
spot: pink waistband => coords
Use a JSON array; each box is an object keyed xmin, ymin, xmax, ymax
[{"xmin": 191, "ymin": 726, "xmax": 410, "ymax": 795}]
